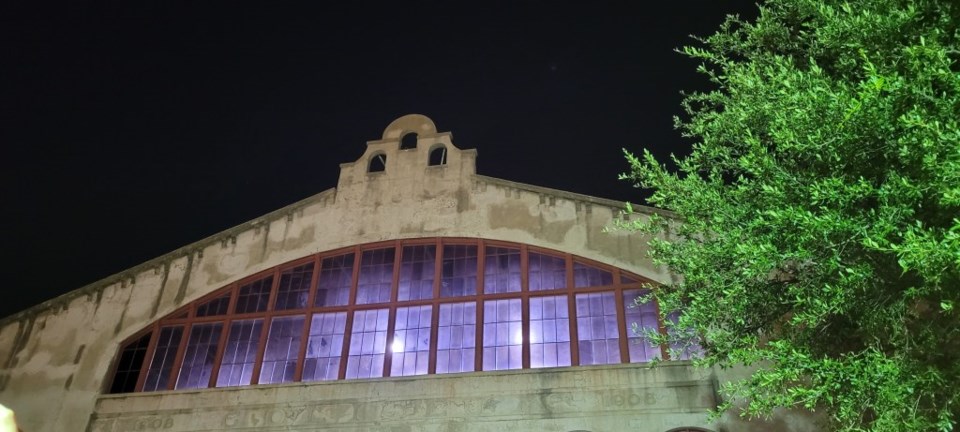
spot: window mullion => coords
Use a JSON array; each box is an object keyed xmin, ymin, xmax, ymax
[
  {"xmin": 249, "ymin": 315, "xmax": 271, "ymax": 384},
  {"xmin": 383, "ymin": 241, "xmax": 402, "ymax": 377},
  {"xmin": 653, "ymin": 286, "xmax": 671, "ymax": 360},
  {"xmin": 521, "ymin": 295, "xmax": 530, "ymax": 369},
  {"xmin": 293, "ymin": 256, "xmax": 322, "ymax": 382},
  {"xmin": 133, "ymin": 324, "xmax": 160, "ymax": 392},
  {"xmin": 166, "ymin": 322, "xmax": 192, "ymax": 391},
  {"xmin": 428, "ymin": 238, "xmax": 442, "ymax": 374},
  {"xmin": 567, "ymin": 254, "xmax": 581, "ymax": 366},
  {"xmin": 208, "ymin": 318, "xmax": 232, "ymax": 387},
  {"xmin": 614, "ymin": 279, "xmax": 630, "ymax": 363},
  {"xmin": 338, "ymin": 247, "xmax": 362, "ymax": 380}
]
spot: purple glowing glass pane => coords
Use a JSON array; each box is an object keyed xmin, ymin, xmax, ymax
[
  {"xmin": 575, "ymin": 293, "xmax": 621, "ymax": 365},
  {"xmin": 481, "ymin": 299, "xmax": 522, "ymax": 371},
  {"xmin": 346, "ymin": 308, "xmax": 389, "ymax": 379},
  {"xmin": 216, "ymin": 319, "xmax": 263, "ymax": 387},
  {"xmin": 236, "ymin": 276, "xmax": 273, "ymax": 314},
  {"xmin": 621, "ymin": 275, "xmax": 640, "ymax": 285},
  {"xmin": 275, "ymin": 263, "xmax": 315, "ymax": 310},
  {"xmin": 316, "ymin": 253, "xmax": 354, "ymax": 307},
  {"xmin": 622, "ymin": 289, "xmax": 661, "ymax": 363},
  {"xmin": 356, "ymin": 249, "xmax": 395, "ymax": 304},
  {"xmin": 483, "ymin": 246, "xmax": 521, "ymax": 294},
  {"xmin": 666, "ymin": 311, "xmax": 704, "ymax": 360},
  {"xmin": 436, "ymin": 302, "xmax": 476, "ymax": 374},
  {"xmin": 258, "ymin": 315, "xmax": 305, "ymax": 384},
  {"xmin": 143, "ymin": 326, "xmax": 184, "ymax": 391},
  {"xmin": 391, "ymin": 305, "xmax": 433, "ymax": 377},
  {"xmin": 573, "ymin": 262, "xmax": 614, "ymax": 288},
  {"xmin": 110, "ymin": 332, "xmax": 152, "ymax": 394},
  {"xmin": 529, "ymin": 295, "xmax": 571, "ymax": 368},
  {"xmin": 398, "ymin": 245, "xmax": 436, "ymax": 301},
  {"xmin": 528, "ymin": 252, "xmax": 566, "ymax": 291},
  {"xmin": 196, "ymin": 293, "xmax": 230, "ymax": 317},
  {"xmin": 441, "ymin": 245, "xmax": 478, "ymax": 297},
  {"xmin": 175, "ymin": 323, "xmax": 222, "ymax": 390},
  {"xmin": 303, "ymin": 312, "xmax": 347, "ymax": 382}
]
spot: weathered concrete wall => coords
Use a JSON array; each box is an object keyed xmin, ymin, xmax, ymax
[
  {"xmin": 0, "ymin": 114, "xmax": 812, "ymax": 432},
  {"xmin": 88, "ymin": 363, "xmax": 716, "ymax": 432}
]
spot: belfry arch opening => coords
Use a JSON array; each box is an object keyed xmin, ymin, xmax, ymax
[
  {"xmin": 428, "ymin": 145, "xmax": 447, "ymax": 166},
  {"xmin": 400, "ymin": 132, "xmax": 418, "ymax": 150},
  {"xmin": 368, "ymin": 153, "xmax": 387, "ymax": 173}
]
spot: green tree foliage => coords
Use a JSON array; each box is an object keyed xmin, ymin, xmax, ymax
[{"xmin": 620, "ymin": 0, "xmax": 960, "ymax": 430}]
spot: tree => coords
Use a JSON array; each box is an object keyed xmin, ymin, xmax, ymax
[{"xmin": 620, "ymin": 0, "xmax": 960, "ymax": 430}]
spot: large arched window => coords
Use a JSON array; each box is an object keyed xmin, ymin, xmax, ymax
[{"xmin": 107, "ymin": 238, "xmax": 692, "ymax": 394}]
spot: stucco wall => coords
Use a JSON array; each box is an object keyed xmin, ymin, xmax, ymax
[{"xmin": 89, "ymin": 363, "xmax": 717, "ymax": 432}]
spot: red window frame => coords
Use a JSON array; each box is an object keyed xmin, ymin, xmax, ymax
[{"xmin": 106, "ymin": 238, "xmax": 675, "ymax": 394}]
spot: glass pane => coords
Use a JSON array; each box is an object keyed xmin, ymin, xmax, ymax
[
  {"xmin": 483, "ymin": 246, "xmax": 521, "ymax": 294},
  {"xmin": 303, "ymin": 312, "xmax": 347, "ymax": 382},
  {"xmin": 175, "ymin": 323, "xmax": 223, "ymax": 389},
  {"xmin": 437, "ymin": 302, "xmax": 476, "ymax": 374},
  {"xmin": 110, "ymin": 332, "xmax": 151, "ymax": 393},
  {"xmin": 259, "ymin": 315, "xmax": 305, "ymax": 384},
  {"xmin": 275, "ymin": 263, "xmax": 314, "ymax": 310},
  {"xmin": 398, "ymin": 245, "xmax": 435, "ymax": 301},
  {"xmin": 441, "ymin": 245, "xmax": 477, "ymax": 297},
  {"xmin": 391, "ymin": 305, "xmax": 433, "ymax": 377},
  {"xmin": 357, "ymin": 248, "xmax": 395, "ymax": 304},
  {"xmin": 528, "ymin": 252, "xmax": 566, "ymax": 291},
  {"xmin": 667, "ymin": 311, "xmax": 704, "ymax": 360},
  {"xmin": 623, "ymin": 290, "xmax": 661, "ymax": 363},
  {"xmin": 621, "ymin": 275, "xmax": 640, "ymax": 285},
  {"xmin": 316, "ymin": 253, "xmax": 354, "ymax": 307},
  {"xmin": 529, "ymin": 295, "xmax": 571, "ymax": 368},
  {"xmin": 346, "ymin": 308, "xmax": 389, "ymax": 379},
  {"xmin": 196, "ymin": 293, "xmax": 230, "ymax": 317},
  {"xmin": 143, "ymin": 326, "xmax": 184, "ymax": 391},
  {"xmin": 216, "ymin": 319, "xmax": 263, "ymax": 387},
  {"xmin": 573, "ymin": 262, "xmax": 613, "ymax": 288},
  {"xmin": 575, "ymin": 293, "xmax": 621, "ymax": 365},
  {"xmin": 236, "ymin": 276, "xmax": 273, "ymax": 314},
  {"xmin": 482, "ymin": 299, "xmax": 522, "ymax": 371}
]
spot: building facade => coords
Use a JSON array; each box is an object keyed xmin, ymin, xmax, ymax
[{"xmin": 0, "ymin": 115, "xmax": 816, "ymax": 431}]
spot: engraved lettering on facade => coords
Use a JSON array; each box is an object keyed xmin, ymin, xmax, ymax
[
  {"xmin": 129, "ymin": 416, "xmax": 173, "ymax": 430},
  {"xmin": 224, "ymin": 411, "xmax": 241, "ymax": 427},
  {"xmin": 600, "ymin": 389, "xmax": 665, "ymax": 408},
  {"xmin": 310, "ymin": 403, "xmax": 355, "ymax": 424},
  {"xmin": 381, "ymin": 400, "xmax": 424, "ymax": 419}
]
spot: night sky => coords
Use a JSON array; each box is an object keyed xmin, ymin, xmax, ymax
[{"xmin": 0, "ymin": 2, "xmax": 758, "ymax": 318}]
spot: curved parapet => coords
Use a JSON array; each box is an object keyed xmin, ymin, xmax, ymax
[{"xmin": 381, "ymin": 113, "xmax": 438, "ymax": 140}]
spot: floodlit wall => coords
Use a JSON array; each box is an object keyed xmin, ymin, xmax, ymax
[
  {"xmin": 0, "ymin": 115, "xmax": 818, "ymax": 432},
  {"xmin": 90, "ymin": 364, "xmax": 717, "ymax": 432}
]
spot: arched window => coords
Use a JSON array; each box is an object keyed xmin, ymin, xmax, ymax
[
  {"xmin": 400, "ymin": 132, "xmax": 417, "ymax": 150},
  {"xmin": 107, "ymin": 238, "xmax": 696, "ymax": 394},
  {"xmin": 428, "ymin": 145, "xmax": 447, "ymax": 166},
  {"xmin": 368, "ymin": 153, "xmax": 386, "ymax": 173}
]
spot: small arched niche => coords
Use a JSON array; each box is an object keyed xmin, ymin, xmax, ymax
[
  {"xmin": 400, "ymin": 132, "xmax": 418, "ymax": 150},
  {"xmin": 428, "ymin": 145, "xmax": 447, "ymax": 166},
  {"xmin": 368, "ymin": 152, "xmax": 387, "ymax": 173}
]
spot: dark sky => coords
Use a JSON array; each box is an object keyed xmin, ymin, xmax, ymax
[{"xmin": 0, "ymin": 2, "xmax": 758, "ymax": 318}]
